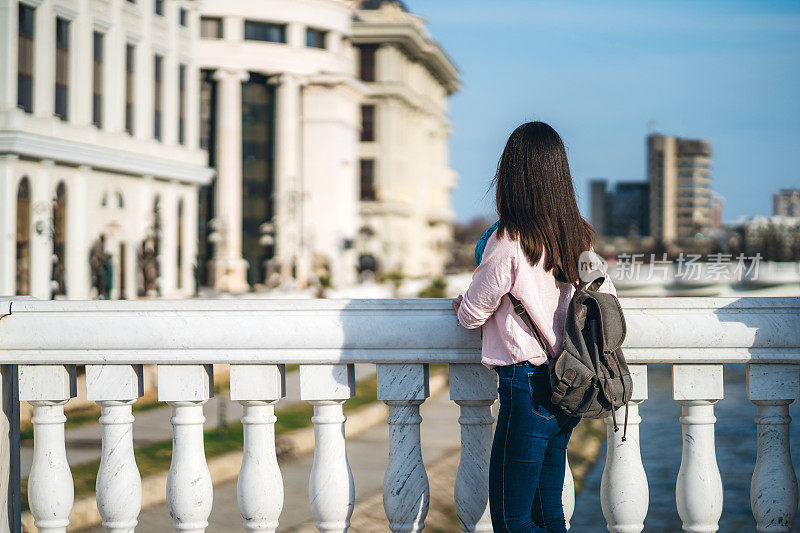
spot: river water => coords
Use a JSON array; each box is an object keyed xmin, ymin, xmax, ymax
[{"xmin": 571, "ymin": 363, "xmax": 800, "ymax": 532}]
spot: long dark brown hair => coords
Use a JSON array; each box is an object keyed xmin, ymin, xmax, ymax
[{"xmin": 494, "ymin": 121, "xmax": 595, "ymax": 284}]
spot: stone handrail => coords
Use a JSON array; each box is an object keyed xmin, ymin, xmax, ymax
[
  {"xmin": 1, "ymin": 297, "xmax": 799, "ymax": 364},
  {"xmin": 0, "ymin": 296, "xmax": 798, "ymax": 532}
]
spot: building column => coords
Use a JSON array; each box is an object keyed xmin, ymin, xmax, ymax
[
  {"xmin": 159, "ymin": 185, "xmax": 178, "ymax": 297},
  {"xmin": 163, "ymin": 0, "xmax": 179, "ymax": 146},
  {"xmin": 274, "ymin": 73, "xmax": 302, "ymax": 283},
  {"xmin": 29, "ymin": 160, "xmax": 52, "ymax": 299},
  {"xmin": 0, "ymin": 155, "xmax": 17, "ymax": 295},
  {"xmin": 65, "ymin": 165, "xmax": 90, "ymax": 299},
  {"xmin": 33, "ymin": 0, "xmax": 54, "ymax": 118},
  {"xmin": 0, "ymin": 0, "xmax": 17, "ymax": 111},
  {"xmin": 71, "ymin": 5, "xmax": 92, "ymax": 126},
  {"xmin": 286, "ymin": 22, "xmax": 303, "ymax": 48},
  {"xmin": 104, "ymin": 0, "xmax": 124, "ymax": 133},
  {"xmin": 134, "ymin": 39, "xmax": 152, "ymax": 141},
  {"xmin": 181, "ymin": 185, "xmax": 198, "ymax": 296},
  {"xmin": 185, "ymin": 61, "xmax": 201, "ymax": 151},
  {"xmin": 212, "ymin": 68, "xmax": 249, "ymax": 293}
]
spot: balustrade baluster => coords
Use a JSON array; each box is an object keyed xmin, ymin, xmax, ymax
[
  {"xmin": 300, "ymin": 364, "xmax": 356, "ymax": 533},
  {"xmin": 86, "ymin": 365, "xmax": 144, "ymax": 533},
  {"xmin": 158, "ymin": 365, "xmax": 214, "ymax": 533},
  {"xmin": 747, "ymin": 363, "xmax": 799, "ymax": 533},
  {"xmin": 601, "ymin": 364, "xmax": 649, "ymax": 533},
  {"xmin": 18, "ymin": 364, "xmax": 77, "ymax": 533},
  {"xmin": 563, "ymin": 458, "xmax": 575, "ymax": 530},
  {"xmin": 230, "ymin": 364, "xmax": 286, "ymax": 533},
  {"xmin": 0, "ymin": 362, "xmax": 21, "ymax": 533},
  {"xmin": 378, "ymin": 364, "xmax": 430, "ymax": 533},
  {"xmin": 449, "ymin": 363, "xmax": 495, "ymax": 532},
  {"xmin": 673, "ymin": 364, "xmax": 723, "ymax": 533}
]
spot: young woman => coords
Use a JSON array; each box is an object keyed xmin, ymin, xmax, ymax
[{"xmin": 452, "ymin": 121, "xmax": 616, "ymax": 532}]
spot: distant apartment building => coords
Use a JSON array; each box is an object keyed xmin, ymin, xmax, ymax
[
  {"xmin": 648, "ymin": 134, "xmax": 713, "ymax": 244},
  {"xmin": 590, "ymin": 180, "xmax": 607, "ymax": 236},
  {"xmin": 773, "ymin": 189, "xmax": 800, "ymax": 217},
  {"xmin": 589, "ymin": 179, "xmax": 649, "ymax": 238},
  {"xmin": 353, "ymin": 1, "xmax": 459, "ymax": 277},
  {"xmin": 1, "ymin": 0, "xmax": 212, "ymax": 299},
  {"xmin": 710, "ymin": 192, "xmax": 724, "ymax": 230}
]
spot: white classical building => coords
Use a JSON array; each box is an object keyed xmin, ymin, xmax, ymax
[
  {"xmin": 1, "ymin": 0, "xmax": 458, "ymax": 299},
  {"xmin": 195, "ymin": 0, "xmax": 364, "ymax": 291},
  {"xmin": 0, "ymin": 0, "xmax": 212, "ymax": 299},
  {"xmin": 354, "ymin": 1, "xmax": 459, "ymax": 278},
  {"xmin": 195, "ymin": 0, "xmax": 459, "ymax": 291}
]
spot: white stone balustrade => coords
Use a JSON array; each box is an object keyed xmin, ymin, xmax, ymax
[
  {"xmin": 18, "ymin": 364, "xmax": 77, "ymax": 533},
  {"xmin": 0, "ymin": 297, "xmax": 799, "ymax": 532},
  {"xmin": 563, "ymin": 459, "xmax": 575, "ymax": 530},
  {"xmin": 86, "ymin": 364, "xmax": 144, "ymax": 533},
  {"xmin": 159, "ymin": 365, "xmax": 215, "ymax": 533},
  {"xmin": 230, "ymin": 364, "xmax": 286, "ymax": 533},
  {"xmin": 378, "ymin": 363, "xmax": 430, "ymax": 532},
  {"xmin": 300, "ymin": 364, "xmax": 356, "ymax": 533},
  {"xmin": 601, "ymin": 364, "xmax": 649, "ymax": 533},
  {"xmin": 449, "ymin": 363, "xmax": 495, "ymax": 532},
  {"xmin": 747, "ymin": 364, "xmax": 799, "ymax": 533},
  {"xmin": 674, "ymin": 364, "xmax": 724, "ymax": 533}
]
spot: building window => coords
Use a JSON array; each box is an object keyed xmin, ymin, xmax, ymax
[
  {"xmin": 179, "ymin": 7, "xmax": 187, "ymax": 26},
  {"xmin": 361, "ymin": 104, "xmax": 375, "ymax": 142},
  {"xmin": 360, "ymin": 159, "xmax": 376, "ymax": 201},
  {"xmin": 197, "ymin": 72, "xmax": 216, "ymax": 286},
  {"xmin": 199, "ymin": 69, "xmax": 216, "ymax": 155},
  {"xmin": 154, "ymin": 0, "xmax": 163, "ymax": 16},
  {"xmin": 153, "ymin": 54, "xmax": 163, "ymax": 140},
  {"xmin": 244, "ymin": 21, "xmax": 286, "ymax": 43},
  {"xmin": 306, "ymin": 27, "xmax": 326, "ymax": 49},
  {"xmin": 177, "ymin": 199, "xmax": 184, "ymax": 289},
  {"xmin": 119, "ymin": 242, "xmax": 127, "ymax": 299},
  {"xmin": 92, "ymin": 31, "xmax": 103, "ymax": 127},
  {"xmin": 200, "ymin": 17, "xmax": 222, "ymax": 39},
  {"xmin": 242, "ymin": 72, "xmax": 276, "ymax": 286},
  {"xmin": 358, "ymin": 44, "xmax": 378, "ymax": 82},
  {"xmin": 178, "ymin": 64, "xmax": 186, "ymax": 144},
  {"xmin": 124, "ymin": 44, "xmax": 134, "ymax": 134},
  {"xmin": 55, "ymin": 17, "xmax": 70, "ymax": 120},
  {"xmin": 52, "ymin": 182, "xmax": 67, "ymax": 297},
  {"xmin": 16, "ymin": 177, "xmax": 31, "ymax": 295},
  {"xmin": 358, "ymin": 254, "xmax": 378, "ymax": 273},
  {"xmin": 17, "ymin": 3, "xmax": 34, "ymax": 113}
]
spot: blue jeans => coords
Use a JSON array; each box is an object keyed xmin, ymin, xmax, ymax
[{"xmin": 489, "ymin": 362, "xmax": 580, "ymax": 532}]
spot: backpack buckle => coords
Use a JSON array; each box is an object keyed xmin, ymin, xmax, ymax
[{"xmin": 550, "ymin": 368, "xmax": 576, "ymax": 404}]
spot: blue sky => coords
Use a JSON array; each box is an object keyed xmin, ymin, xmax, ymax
[{"xmin": 403, "ymin": 0, "xmax": 800, "ymax": 223}]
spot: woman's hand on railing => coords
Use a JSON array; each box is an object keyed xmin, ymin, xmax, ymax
[{"xmin": 451, "ymin": 295, "xmax": 463, "ymax": 313}]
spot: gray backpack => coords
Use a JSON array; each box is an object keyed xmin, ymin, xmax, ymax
[{"xmin": 509, "ymin": 277, "xmax": 633, "ymax": 440}]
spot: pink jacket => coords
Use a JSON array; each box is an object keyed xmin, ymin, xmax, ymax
[{"xmin": 456, "ymin": 232, "xmax": 616, "ymax": 369}]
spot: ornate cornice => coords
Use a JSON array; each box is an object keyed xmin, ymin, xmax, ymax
[{"xmin": 0, "ymin": 131, "xmax": 214, "ymax": 186}]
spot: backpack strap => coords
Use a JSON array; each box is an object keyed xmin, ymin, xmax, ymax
[
  {"xmin": 507, "ymin": 294, "xmax": 551, "ymax": 358},
  {"xmin": 574, "ymin": 276, "xmax": 605, "ymax": 293}
]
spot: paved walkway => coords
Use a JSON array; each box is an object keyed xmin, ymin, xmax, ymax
[
  {"xmin": 90, "ymin": 387, "xmax": 463, "ymax": 532},
  {"xmin": 22, "ymin": 365, "xmax": 377, "ymax": 477}
]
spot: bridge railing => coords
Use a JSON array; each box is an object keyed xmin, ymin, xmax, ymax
[{"xmin": 0, "ymin": 297, "xmax": 798, "ymax": 532}]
